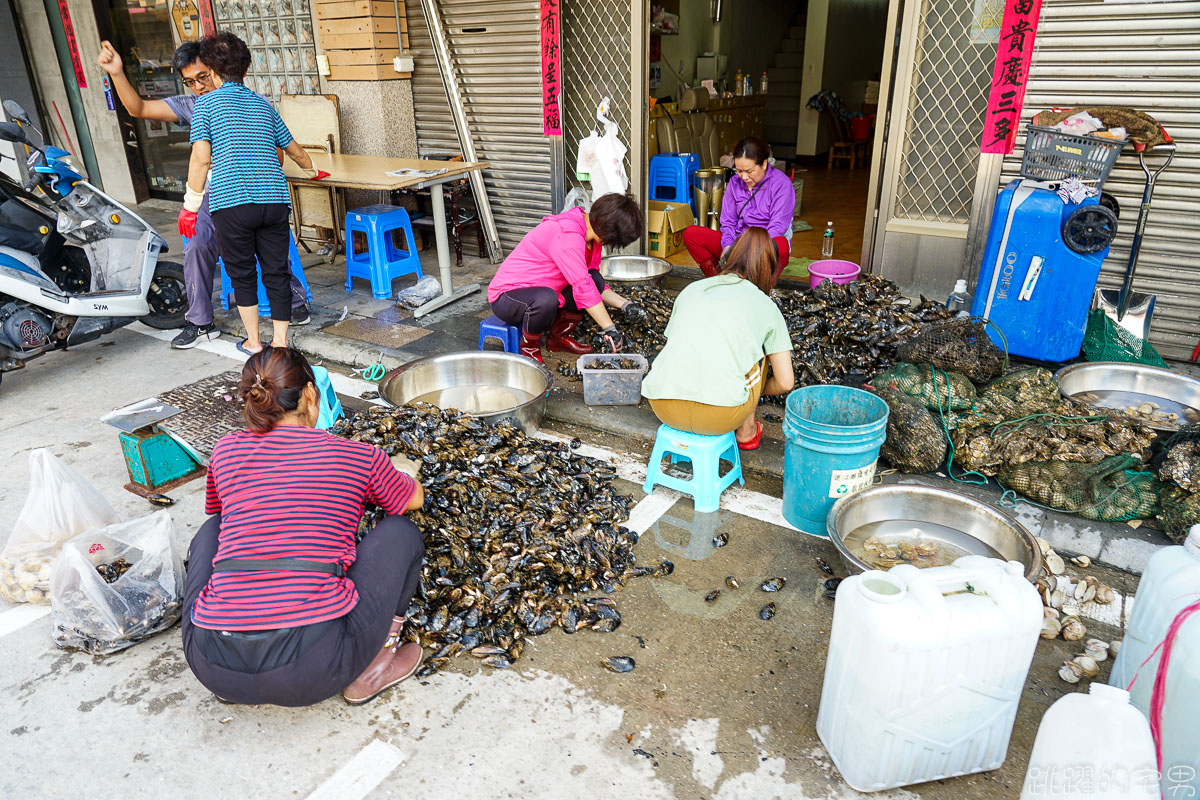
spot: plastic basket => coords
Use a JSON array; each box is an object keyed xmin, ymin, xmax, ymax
[
  {"xmin": 1019, "ymin": 125, "xmax": 1127, "ymax": 185},
  {"xmin": 578, "ymin": 354, "xmax": 648, "ymax": 406}
]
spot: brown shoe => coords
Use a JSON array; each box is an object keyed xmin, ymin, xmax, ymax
[{"xmin": 342, "ymin": 642, "xmax": 423, "ymax": 705}]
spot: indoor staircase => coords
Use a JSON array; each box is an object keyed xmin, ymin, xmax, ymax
[{"xmin": 764, "ymin": 9, "xmax": 807, "ymax": 161}]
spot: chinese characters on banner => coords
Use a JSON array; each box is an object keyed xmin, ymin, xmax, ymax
[
  {"xmin": 540, "ymin": 0, "xmax": 562, "ymax": 136},
  {"xmin": 980, "ymin": 0, "xmax": 1043, "ymax": 154},
  {"xmin": 194, "ymin": 0, "xmax": 217, "ymax": 37},
  {"xmin": 56, "ymin": 0, "xmax": 88, "ymax": 88}
]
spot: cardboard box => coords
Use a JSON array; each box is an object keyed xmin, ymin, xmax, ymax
[{"xmin": 647, "ymin": 200, "xmax": 695, "ymax": 258}]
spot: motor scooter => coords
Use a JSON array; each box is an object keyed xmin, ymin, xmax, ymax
[{"xmin": 0, "ymin": 99, "xmax": 185, "ymax": 387}]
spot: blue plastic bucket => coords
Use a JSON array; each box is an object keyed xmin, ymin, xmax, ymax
[{"xmin": 781, "ymin": 385, "xmax": 889, "ymax": 535}]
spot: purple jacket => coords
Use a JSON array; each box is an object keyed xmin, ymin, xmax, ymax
[{"xmin": 719, "ymin": 164, "xmax": 796, "ymax": 248}]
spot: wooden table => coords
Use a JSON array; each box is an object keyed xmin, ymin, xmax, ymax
[{"xmin": 285, "ymin": 154, "xmax": 491, "ymax": 318}]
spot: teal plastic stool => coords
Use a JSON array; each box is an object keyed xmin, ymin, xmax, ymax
[
  {"xmin": 312, "ymin": 366, "xmax": 344, "ymax": 430},
  {"xmin": 643, "ymin": 424, "xmax": 744, "ymax": 513}
]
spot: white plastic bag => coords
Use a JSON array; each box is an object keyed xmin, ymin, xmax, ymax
[
  {"xmin": 562, "ymin": 186, "xmax": 591, "ymax": 213},
  {"xmin": 590, "ymin": 121, "xmax": 629, "ymax": 200},
  {"xmin": 395, "ymin": 274, "xmax": 443, "ymax": 309},
  {"xmin": 576, "ymin": 130, "xmax": 600, "ymax": 181},
  {"xmin": 50, "ymin": 511, "xmax": 184, "ymax": 655},
  {"xmin": 0, "ymin": 449, "xmax": 119, "ymax": 604}
]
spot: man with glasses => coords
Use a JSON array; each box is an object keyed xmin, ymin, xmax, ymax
[{"xmin": 97, "ymin": 40, "xmax": 310, "ymax": 349}]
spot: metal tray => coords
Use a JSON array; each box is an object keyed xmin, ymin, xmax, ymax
[
  {"xmin": 599, "ymin": 255, "xmax": 673, "ymax": 286},
  {"xmin": 1055, "ymin": 362, "xmax": 1200, "ymax": 432}
]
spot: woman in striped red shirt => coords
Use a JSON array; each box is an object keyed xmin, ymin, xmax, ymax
[{"xmin": 182, "ymin": 347, "xmax": 426, "ymax": 706}]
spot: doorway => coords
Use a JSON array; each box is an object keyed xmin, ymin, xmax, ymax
[
  {"xmin": 646, "ymin": 0, "xmax": 890, "ymax": 273},
  {"xmin": 103, "ymin": 0, "xmax": 194, "ymax": 199}
]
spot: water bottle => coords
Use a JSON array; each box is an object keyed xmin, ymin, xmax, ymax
[
  {"xmin": 946, "ymin": 279, "xmax": 969, "ymax": 314},
  {"xmin": 821, "ymin": 221, "xmax": 834, "ymax": 258},
  {"xmin": 760, "ymin": 72, "xmax": 769, "ymax": 94}
]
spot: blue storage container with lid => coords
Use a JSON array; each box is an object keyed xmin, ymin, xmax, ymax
[{"xmin": 970, "ymin": 178, "xmax": 1116, "ymax": 362}]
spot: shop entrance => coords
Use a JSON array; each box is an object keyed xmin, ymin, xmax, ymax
[
  {"xmin": 101, "ymin": 0, "xmax": 197, "ymax": 199},
  {"xmin": 646, "ymin": 0, "xmax": 890, "ymax": 272}
]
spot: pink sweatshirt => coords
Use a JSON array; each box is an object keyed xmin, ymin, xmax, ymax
[{"xmin": 487, "ymin": 207, "xmax": 604, "ymax": 309}]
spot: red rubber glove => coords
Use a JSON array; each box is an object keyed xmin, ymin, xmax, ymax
[
  {"xmin": 177, "ymin": 208, "xmax": 197, "ymax": 239},
  {"xmin": 312, "ymin": 170, "xmax": 331, "ymax": 180}
]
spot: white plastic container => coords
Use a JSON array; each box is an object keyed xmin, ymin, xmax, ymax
[
  {"xmin": 1109, "ymin": 524, "xmax": 1200, "ymax": 797},
  {"xmin": 816, "ymin": 556, "xmax": 1042, "ymax": 792},
  {"xmin": 1019, "ymin": 684, "xmax": 1158, "ymax": 799}
]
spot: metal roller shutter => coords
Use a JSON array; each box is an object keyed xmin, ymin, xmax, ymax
[
  {"xmin": 407, "ymin": 0, "xmax": 554, "ymax": 252},
  {"xmin": 999, "ymin": 0, "xmax": 1200, "ymax": 361}
]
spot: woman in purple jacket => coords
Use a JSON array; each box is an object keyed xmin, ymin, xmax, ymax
[{"xmin": 682, "ymin": 137, "xmax": 795, "ymax": 285}]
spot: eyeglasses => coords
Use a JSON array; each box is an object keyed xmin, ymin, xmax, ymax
[{"xmin": 181, "ymin": 72, "xmax": 213, "ymax": 88}]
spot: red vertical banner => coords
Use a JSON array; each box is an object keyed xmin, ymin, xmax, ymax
[
  {"xmin": 56, "ymin": 0, "xmax": 88, "ymax": 88},
  {"xmin": 540, "ymin": 0, "xmax": 562, "ymax": 136},
  {"xmin": 195, "ymin": 0, "xmax": 217, "ymax": 36},
  {"xmin": 980, "ymin": 0, "xmax": 1042, "ymax": 154}
]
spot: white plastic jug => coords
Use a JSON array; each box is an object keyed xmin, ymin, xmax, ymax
[
  {"xmin": 817, "ymin": 556, "xmax": 1042, "ymax": 792},
  {"xmin": 1109, "ymin": 524, "xmax": 1200, "ymax": 797},
  {"xmin": 1019, "ymin": 684, "xmax": 1158, "ymax": 799}
]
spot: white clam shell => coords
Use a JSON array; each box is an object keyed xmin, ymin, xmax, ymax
[
  {"xmin": 1071, "ymin": 555, "xmax": 1091, "ymax": 568},
  {"xmin": 1041, "ymin": 618, "xmax": 1062, "ymax": 639},
  {"xmin": 1062, "ymin": 618, "xmax": 1087, "ymax": 641},
  {"xmin": 1036, "ymin": 537, "xmax": 1051, "ymax": 555},
  {"xmin": 1046, "ymin": 553, "xmax": 1065, "ymax": 575},
  {"xmin": 1085, "ymin": 639, "xmax": 1109, "ymax": 662},
  {"xmin": 1059, "ymin": 661, "xmax": 1084, "ymax": 683},
  {"xmin": 1109, "ymin": 640, "xmax": 1122, "ymax": 657},
  {"xmin": 1073, "ymin": 655, "xmax": 1101, "ymax": 677}
]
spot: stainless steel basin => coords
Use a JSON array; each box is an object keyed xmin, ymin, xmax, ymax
[
  {"xmin": 378, "ymin": 351, "xmax": 553, "ymax": 434},
  {"xmin": 599, "ymin": 255, "xmax": 673, "ymax": 286},
  {"xmin": 827, "ymin": 484, "xmax": 1042, "ymax": 582},
  {"xmin": 1055, "ymin": 361, "xmax": 1200, "ymax": 432}
]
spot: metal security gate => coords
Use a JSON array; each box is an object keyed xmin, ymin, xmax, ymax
[
  {"xmin": 864, "ymin": 0, "xmax": 999, "ymax": 296},
  {"xmin": 407, "ymin": 0, "xmax": 555, "ymax": 252},
  {"xmin": 995, "ymin": 0, "xmax": 1200, "ymax": 361}
]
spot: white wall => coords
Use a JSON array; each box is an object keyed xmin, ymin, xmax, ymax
[
  {"xmin": 796, "ymin": 0, "xmax": 828, "ymax": 156},
  {"xmin": 657, "ymin": 0, "xmax": 716, "ymax": 98}
]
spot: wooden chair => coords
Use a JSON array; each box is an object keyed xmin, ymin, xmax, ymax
[
  {"xmin": 279, "ymin": 94, "xmax": 343, "ymax": 261},
  {"xmin": 392, "ymin": 156, "xmax": 485, "ymax": 268},
  {"xmin": 826, "ymin": 112, "xmax": 869, "ymax": 170}
]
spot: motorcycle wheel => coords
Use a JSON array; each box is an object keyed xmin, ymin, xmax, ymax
[{"xmin": 142, "ymin": 261, "xmax": 187, "ymax": 330}]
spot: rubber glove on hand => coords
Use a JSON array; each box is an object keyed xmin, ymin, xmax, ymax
[
  {"xmin": 390, "ymin": 453, "xmax": 421, "ymax": 479},
  {"xmin": 302, "ymin": 167, "xmax": 331, "ymax": 180},
  {"xmin": 621, "ymin": 302, "xmax": 647, "ymax": 325},
  {"xmin": 597, "ymin": 325, "xmax": 626, "ymax": 354},
  {"xmin": 177, "ymin": 209, "xmax": 198, "ymax": 239}
]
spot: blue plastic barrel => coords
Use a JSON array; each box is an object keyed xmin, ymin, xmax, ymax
[{"xmin": 781, "ymin": 385, "xmax": 889, "ymax": 535}]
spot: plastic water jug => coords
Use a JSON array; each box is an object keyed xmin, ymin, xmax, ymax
[
  {"xmin": 1019, "ymin": 684, "xmax": 1158, "ymax": 799},
  {"xmin": 817, "ymin": 556, "xmax": 1042, "ymax": 792},
  {"xmin": 1109, "ymin": 524, "xmax": 1200, "ymax": 797}
]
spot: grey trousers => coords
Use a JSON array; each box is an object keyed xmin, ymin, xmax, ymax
[{"xmin": 185, "ymin": 193, "xmax": 308, "ymax": 326}]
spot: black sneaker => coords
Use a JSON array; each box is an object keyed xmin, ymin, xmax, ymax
[
  {"xmin": 171, "ymin": 322, "xmax": 221, "ymax": 350},
  {"xmin": 292, "ymin": 304, "xmax": 311, "ymax": 326}
]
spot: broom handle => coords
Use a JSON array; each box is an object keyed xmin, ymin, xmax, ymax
[{"xmin": 1117, "ymin": 143, "xmax": 1175, "ymax": 319}]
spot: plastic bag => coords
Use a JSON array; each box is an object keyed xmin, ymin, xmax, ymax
[
  {"xmin": 0, "ymin": 449, "xmax": 119, "ymax": 604},
  {"xmin": 50, "ymin": 511, "xmax": 184, "ymax": 655},
  {"xmin": 562, "ymin": 186, "xmax": 591, "ymax": 213},
  {"xmin": 575, "ymin": 130, "xmax": 599, "ymax": 181},
  {"xmin": 395, "ymin": 274, "xmax": 443, "ymax": 309},
  {"xmin": 590, "ymin": 121, "xmax": 628, "ymax": 199}
]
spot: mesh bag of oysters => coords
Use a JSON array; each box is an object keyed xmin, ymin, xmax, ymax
[
  {"xmin": 49, "ymin": 512, "xmax": 184, "ymax": 655},
  {"xmin": 999, "ymin": 453, "xmax": 1162, "ymax": 522},
  {"xmin": 875, "ymin": 390, "xmax": 947, "ymax": 473},
  {"xmin": 871, "ymin": 362, "xmax": 976, "ymax": 412},
  {"xmin": 0, "ymin": 449, "xmax": 119, "ymax": 604},
  {"xmin": 1156, "ymin": 423, "xmax": 1200, "ymax": 542},
  {"xmin": 893, "ymin": 316, "xmax": 1008, "ymax": 386}
]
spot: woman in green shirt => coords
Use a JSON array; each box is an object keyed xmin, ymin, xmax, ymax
[{"xmin": 641, "ymin": 227, "xmax": 796, "ymax": 450}]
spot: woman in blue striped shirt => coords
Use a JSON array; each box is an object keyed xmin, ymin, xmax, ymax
[{"xmin": 179, "ymin": 33, "xmax": 329, "ymax": 355}]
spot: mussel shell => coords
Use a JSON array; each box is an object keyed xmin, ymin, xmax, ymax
[
  {"xmin": 704, "ymin": 589, "xmax": 720, "ymax": 603},
  {"xmin": 712, "ymin": 533, "xmax": 729, "ymax": 548},
  {"xmin": 725, "ymin": 576, "xmax": 740, "ymax": 590},
  {"xmin": 602, "ymin": 655, "xmax": 635, "ymax": 673},
  {"xmin": 759, "ymin": 603, "xmax": 776, "ymax": 620},
  {"xmin": 761, "ymin": 577, "xmax": 786, "ymax": 592}
]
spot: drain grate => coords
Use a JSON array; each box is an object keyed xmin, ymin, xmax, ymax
[{"xmin": 158, "ymin": 371, "xmax": 244, "ymax": 461}]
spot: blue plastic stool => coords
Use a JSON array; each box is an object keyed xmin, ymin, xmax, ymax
[
  {"xmin": 478, "ymin": 315, "xmax": 522, "ymax": 354},
  {"xmin": 311, "ymin": 366, "xmax": 344, "ymax": 430},
  {"xmin": 649, "ymin": 152, "xmax": 700, "ymax": 217},
  {"xmin": 216, "ymin": 233, "xmax": 313, "ymax": 316},
  {"xmin": 643, "ymin": 424, "xmax": 744, "ymax": 513},
  {"xmin": 344, "ymin": 204, "xmax": 423, "ymax": 299}
]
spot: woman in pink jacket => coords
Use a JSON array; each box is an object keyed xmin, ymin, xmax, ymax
[{"xmin": 488, "ymin": 193, "xmax": 646, "ymax": 362}]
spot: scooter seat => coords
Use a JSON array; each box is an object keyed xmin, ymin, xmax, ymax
[{"xmin": 0, "ymin": 223, "xmax": 42, "ymax": 254}]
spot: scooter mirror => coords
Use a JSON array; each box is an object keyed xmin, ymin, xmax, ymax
[
  {"xmin": 3, "ymin": 100, "xmax": 32, "ymax": 126},
  {"xmin": 0, "ymin": 121, "xmax": 30, "ymax": 144}
]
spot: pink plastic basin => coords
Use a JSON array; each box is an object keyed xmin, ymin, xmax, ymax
[{"xmin": 808, "ymin": 259, "xmax": 861, "ymax": 289}]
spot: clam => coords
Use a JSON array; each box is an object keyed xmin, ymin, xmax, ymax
[
  {"xmin": 1074, "ymin": 578, "xmax": 1097, "ymax": 604},
  {"xmin": 1109, "ymin": 640, "xmax": 1122, "ymax": 657},
  {"xmin": 1035, "ymin": 537, "xmax": 1051, "ymax": 556},
  {"xmin": 1041, "ymin": 617, "xmax": 1062, "ymax": 639},
  {"xmin": 1062, "ymin": 617, "xmax": 1086, "ymax": 641},
  {"xmin": 1071, "ymin": 555, "xmax": 1091, "ymax": 568},
  {"xmin": 1085, "ymin": 639, "xmax": 1110, "ymax": 662},
  {"xmin": 1059, "ymin": 660, "xmax": 1084, "ymax": 683},
  {"xmin": 1045, "ymin": 552, "xmax": 1065, "ymax": 576},
  {"xmin": 1043, "ymin": 607, "xmax": 1060, "ymax": 619},
  {"xmin": 1043, "ymin": 588, "xmax": 1065, "ymax": 609},
  {"xmin": 1073, "ymin": 654, "xmax": 1101, "ymax": 678},
  {"xmin": 1094, "ymin": 585, "xmax": 1116, "ymax": 605}
]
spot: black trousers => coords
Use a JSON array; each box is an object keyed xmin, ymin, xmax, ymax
[
  {"xmin": 210, "ymin": 202, "xmax": 292, "ymax": 321},
  {"xmin": 181, "ymin": 514, "xmax": 425, "ymax": 707},
  {"xmin": 490, "ymin": 268, "xmax": 604, "ymax": 335}
]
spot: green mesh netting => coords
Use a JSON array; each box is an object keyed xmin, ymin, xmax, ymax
[
  {"xmin": 877, "ymin": 390, "xmax": 947, "ymax": 474},
  {"xmin": 1159, "ymin": 485, "xmax": 1200, "ymax": 544},
  {"xmin": 894, "ymin": 317, "xmax": 1008, "ymax": 386},
  {"xmin": 999, "ymin": 453, "xmax": 1162, "ymax": 521},
  {"xmin": 1081, "ymin": 309, "xmax": 1168, "ymax": 367},
  {"xmin": 872, "ymin": 363, "xmax": 976, "ymax": 411}
]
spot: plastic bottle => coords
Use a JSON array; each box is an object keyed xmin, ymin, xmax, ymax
[
  {"xmin": 1019, "ymin": 683, "xmax": 1158, "ymax": 799},
  {"xmin": 760, "ymin": 72, "xmax": 769, "ymax": 94},
  {"xmin": 821, "ymin": 221, "xmax": 834, "ymax": 258},
  {"xmin": 733, "ymin": 70, "xmax": 743, "ymax": 96},
  {"xmin": 1109, "ymin": 524, "xmax": 1200, "ymax": 798},
  {"xmin": 947, "ymin": 279, "xmax": 969, "ymax": 314}
]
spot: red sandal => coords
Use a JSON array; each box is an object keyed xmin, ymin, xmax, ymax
[{"xmin": 737, "ymin": 420, "xmax": 763, "ymax": 451}]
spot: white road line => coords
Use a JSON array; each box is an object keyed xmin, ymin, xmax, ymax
[
  {"xmin": 0, "ymin": 604, "xmax": 51, "ymax": 638},
  {"xmin": 625, "ymin": 492, "xmax": 679, "ymax": 535},
  {"xmin": 305, "ymin": 740, "xmax": 405, "ymax": 800}
]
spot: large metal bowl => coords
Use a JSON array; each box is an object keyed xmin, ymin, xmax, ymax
[
  {"xmin": 1055, "ymin": 361, "xmax": 1200, "ymax": 432},
  {"xmin": 827, "ymin": 485, "xmax": 1042, "ymax": 582},
  {"xmin": 378, "ymin": 351, "xmax": 553, "ymax": 434},
  {"xmin": 599, "ymin": 255, "xmax": 673, "ymax": 286}
]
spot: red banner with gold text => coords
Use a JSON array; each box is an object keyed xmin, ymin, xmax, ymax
[{"xmin": 980, "ymin": 0, "xmax": 1043, "ymax": 154}]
